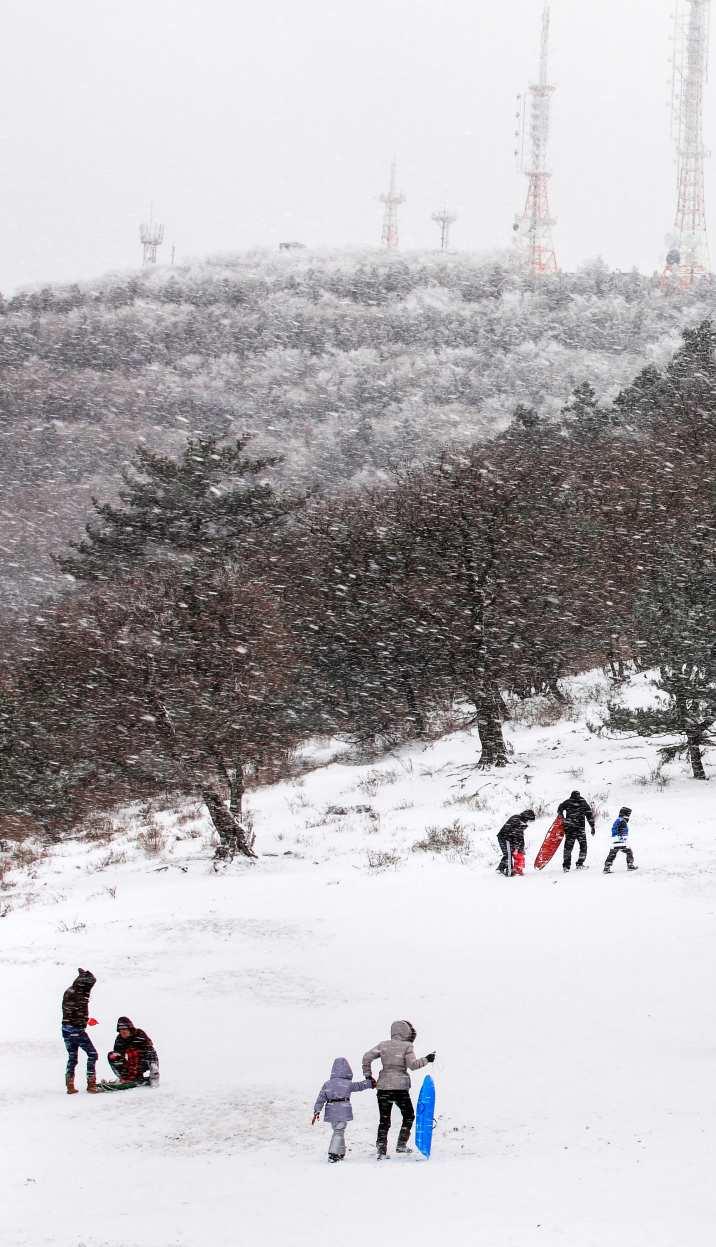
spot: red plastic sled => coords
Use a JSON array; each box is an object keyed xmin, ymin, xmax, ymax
[{"xmin": 534, "ymin": 815, "xmax": 566, "ymax": 871}]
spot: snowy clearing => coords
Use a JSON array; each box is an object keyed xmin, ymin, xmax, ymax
[{"xmin": 3, "ymin": 671, "xmax": 715, "ymax": 1247}]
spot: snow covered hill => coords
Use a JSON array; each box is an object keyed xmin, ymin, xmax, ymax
[{"xmin": 3, "ymin": 671, "xmax": 715, "ymax": 1247}]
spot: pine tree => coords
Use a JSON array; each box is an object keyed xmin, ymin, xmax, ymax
[
  {"xmin": 49, "ymin": 435, "xmax": 305, "ymax": 855},
  {"xmin": 56, "ymin": 435, "xmax": 295, "ymax": 581},
  {"xmin": 606, "ymin": 544, "xmax": 715, "ymax": 779}
]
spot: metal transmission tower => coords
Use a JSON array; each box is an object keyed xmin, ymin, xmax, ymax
[
  {"xmin": 664, "ymin": 0, "xmax": 711, "ymax": 286},
  {"xmin": 139, "ymin": 208, "xmax": 165, "ymax": 265},
  {"xmin": 431, "ymin": 207, "xmax": 457, "ymax": 251},
  {"xmin": 513, "ymin": 4, "xmax": 558, "ymax": 276},
  {"xmin": 379, "ymin": 159, "xmax": 405, "ymax": 250}
]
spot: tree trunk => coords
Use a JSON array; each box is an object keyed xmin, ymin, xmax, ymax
[
  {"xmin": 143, "ymin": 676, "xmax": 257, "ymax": 858},
  {"xmin": 673, "ymin": 676, "xmax": 707, "ymax": 781},
  {"xmin": 403, "ymin": 677, "xmax": 426, "ymax": 737},
  {"xmin": 547, "ymin": 679, "xmax": 568, "ymax": 706},
  {"xmin": 474, "ymin": 684, "xmax": 509, "ymax": 769},
  {"xmin": 228, "ymin": 757, "xmax": 245, "ymax": 816},
  {"xmin": 687, "ymin": 733, "xmax": 707, "ymax": 780},
  {"xmin": 201, "ymin": 787, "xmax": 257, "ymax": 858}
]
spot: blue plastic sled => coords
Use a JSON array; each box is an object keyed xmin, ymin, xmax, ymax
[{"xmin": 415, "ymin": 1074, "xmax": 436, "ymax": 1158}]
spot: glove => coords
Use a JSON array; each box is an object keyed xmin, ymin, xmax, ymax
[
  {"xmin": 87, "ymin": 1018, "xmax": 98, "ymax": 1026},
  {"xmin": 426, "ymin": 1052, "xmax": 436, "ymax": 1063},
  {"xmin": 311, "ymin": 1113, "xmax": 320, "ymax": 1125},
  {"xmin": 108, "ymin": 1052, "xmax": 118, "ymax": 1060}
]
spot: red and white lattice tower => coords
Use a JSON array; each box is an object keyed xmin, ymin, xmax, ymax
[
  {"xmin": 379, "ymin": 158, "xmax": 405, "ymax": 250},
  {"xmin": 664, "ymin": 1, "xmax": 711, "ymax": 286},
  {"xmin": 513, "ymin": 4, "xmax": 558, "ymax": 276}
]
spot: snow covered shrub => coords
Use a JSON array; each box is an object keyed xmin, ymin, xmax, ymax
[
  {"xmin": 412, "ymin": 820, "xmax": 472, "ymax": 859},
  {"xmin": 9, "ymin": 842, "xmax": 44, "ymax": 872},
  {"xmin": 137, "ymin": 824, "xmax": 166, "ymax": 856},
  {"xmin": 356, "ymin": 768, "xmax": 399, "ymax": 796},
  {"xmin": 57, "ymin": 918, "xmax": 87, "ymax": 934},
  {"xmin": 508, "ymin": 697, "xmax": 564, "ymax": 728},
  {"xmin": 94, "ymin": 849, "xmax": 127, "ymax": 871},
  {"xmin": 516, "ymin": 795, "xmax": 550, "ymax": 818},
  {"xmin": 444, "ymin": 788, "xmax": 492, "ymax": 812},
  {"xmin": 637, "ymin": 765, "xmax": 672, "ymax": 791},
  {"xmin": 366, "ymin": 849, "xmax": 402, "ymax": 871},
  {"xmin": 81, "ymin": 815, "xmax": 117, "ymax": 845}
]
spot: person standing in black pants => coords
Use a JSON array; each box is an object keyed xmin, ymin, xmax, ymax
[
  {"xmin": 558, "ymin": 790, "xmax": 596, "ymax": 871},
  {"xmin": 362, "ymin": 1020, "xmax": 435, "ymax": 1158}
]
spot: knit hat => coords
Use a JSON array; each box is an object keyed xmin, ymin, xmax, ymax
[
  {"xmin": 618, "ymin": 807, "xmax": 632, "ymax": 818},
  {"xmin": 117, "ymin": 1016, "xmax": 134, "ymax": 1031}
]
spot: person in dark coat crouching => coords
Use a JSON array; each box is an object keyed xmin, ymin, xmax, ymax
[
  {"xmin": 496, "ymin": 809, "xmax": 535, "ymax": 875},
  {"xmin": 558, "ymin": 790, "xmax": 596, "ymax": 871},
  {"xmin": 312, "ymin": 1057, "xmax": 375, "ymax": 1162},
  {"xmin": 107, "ymin": 1017, "xmax": 158, "ymax": 1087},
  {"xmin": 62, "ymin": 968, "xmax": 98, "ymax": 1094}
]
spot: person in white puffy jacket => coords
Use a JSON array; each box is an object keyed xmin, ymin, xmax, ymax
[{"xmin": 362, "ymin": 1020, "xmax": 435, "ymax": 1158}]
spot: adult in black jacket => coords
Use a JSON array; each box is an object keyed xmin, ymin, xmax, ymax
[
  {"xmin": 107, "ymin": 1016, "xmax": 157, "ymax": 1086},
  {"xmin": 61, "ymin": 967, "xmax": 98, "ymax": 1094},
  {"xmin": 558, "ymin": 790, "xmax": 596, "ymax": 871},
  {"xmin": 496, "ymin": 809, "xmax": 535, "ymax": 875}
]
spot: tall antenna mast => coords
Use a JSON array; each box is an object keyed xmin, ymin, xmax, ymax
[
  {"xmin": 664, "ymin": 1, "xmax": 711, "ymax": 286},
  {"xmin": 379, "ymin": 158, "xmax": 405, "ymax": 250},
  {"xmin": 431, "ymin": 207, "xmax": 457, "ymax": 251},
  {"xmin": 513, "ymin": 4, "xmax": 558, "ymax": 276},
  {"xmin": 139, "ymin": 205, "xmax": 165, "ymax": 266}
]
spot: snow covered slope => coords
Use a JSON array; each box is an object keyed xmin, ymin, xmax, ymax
[{"xmin": 3, "ymin": 672, "xmax": 715, "ymax": 1247}]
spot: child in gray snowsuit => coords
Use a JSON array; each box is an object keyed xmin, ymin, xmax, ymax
[{"xmin": 312, "ymin": 1057, "xmax": 375, "ymax": 1162}]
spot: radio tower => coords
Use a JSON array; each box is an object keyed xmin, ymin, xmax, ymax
[
  {"xmin": 513, "ymin": 4, "xmax": 558, "ymax": 276},
  {"xmin": 432, "ymin": 207, "xmax": 457, "ymax": 251},
  {"xmin": 379, "ymin": 159, "xmax": 405, "ymax": 250},
  {"xmin": 139, "ymin": 207, "xmax": 165, "ymax": 266},
  {"xmin": 664, "ymin": 1, "xmax": 711, "ymax": 286}
]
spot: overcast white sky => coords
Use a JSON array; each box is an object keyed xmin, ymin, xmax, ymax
[{"xmin": 0, "ymin": 0, "xmax": 709, "ymax": 290}]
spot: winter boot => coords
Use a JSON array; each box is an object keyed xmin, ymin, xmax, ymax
[
  {"xmin": 328, "ymin": 1153, "xmax": 340, "ymax": 1163},
  {"xmin": 628, "ymin": 864, "xmax": 639, "ymax": 871},
  {"xmin": 603, "ymin": 867, "xmax": 611, "ymax": 874},
  {"xmin": 376, "ymin": 1148, "xmax": 388, "ymax": 1161},
  {"xmin": 66, "ymin": 1074, "xmax": 78, "ymax": 1095},
  {"xmin": 396, "ymin": 1144, "xmax": 413, "ymax": 1154},
  {"xmin": 87, "ymin": 1075, "xmax": 98, "ymax": 1094}
]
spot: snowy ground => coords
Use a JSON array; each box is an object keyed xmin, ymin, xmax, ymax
[{"xmin": 3, "ymin": 671, "xmax": 715, "ymax": 1247}]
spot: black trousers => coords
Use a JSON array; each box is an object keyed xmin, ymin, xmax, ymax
[
  {"xmin": 563, "ymin": 827, "xmax": 587, "ymax": 869},
  {"xmin": 604, "ymin": 844, "xmax": 635, "ymax": 869},
  {"xmin": 377, "ymin": 1089, "xmax": 415, "ymax": 1152},
  {"xmin": 497, "ymin": 830, "xmax": 524, "ymax": 874}
]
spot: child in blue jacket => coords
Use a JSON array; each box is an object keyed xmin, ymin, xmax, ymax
[
  {"xmin": 312, "ymin": 1057, "xmax": 375, "ymax": 1162},
  {"xmin": 603, "ymin": 806, "xmax": 638, "ymax": 873}
]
